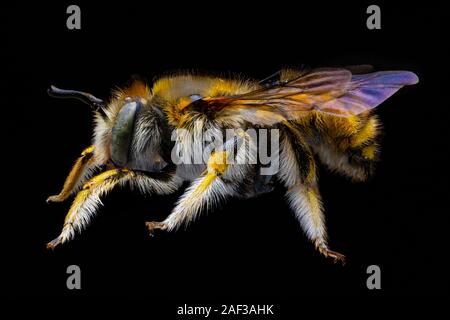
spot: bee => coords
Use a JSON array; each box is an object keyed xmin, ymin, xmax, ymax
[{"xmin": 46, "ymin": 66, "xmax": 418, "ymax": 264}]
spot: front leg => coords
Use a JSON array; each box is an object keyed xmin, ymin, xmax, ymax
[
  {"xmin": 47, "ymin": 169, "xmax": 181, "ymax": 249},
  {"xmin": 47, "ymin": 145, "xmax": 98, "ymax": 203}
]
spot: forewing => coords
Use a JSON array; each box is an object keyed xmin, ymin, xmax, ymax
[{"xmin": 190, "ymin": 68, "xmax": 418, "ymax": 125}]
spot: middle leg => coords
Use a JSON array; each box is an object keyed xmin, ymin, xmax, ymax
[{"xmin": 146, "ymin": 150, "xmax": 238, "ymax": 235}]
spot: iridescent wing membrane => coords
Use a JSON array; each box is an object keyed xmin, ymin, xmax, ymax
[{"xmin": 192, "ymin": 68, "xmax": 418, "ymax": 125}]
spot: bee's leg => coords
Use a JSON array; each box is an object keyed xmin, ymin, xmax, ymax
[
  {"xmin": 146, "ymin": 151, "xmax": 236, "ymax": 235},
  {"xmin": 47, "ymin": 169, "xmax": 180, "ymax": 249},
  {"xmin": 47, "ymin": 146, "xmax": 98, "ymax": 203},
  {"xmin": 47, "ymin": 168, "xmax": 132, "ymax": 249},
  {"xmin": 285, "ymin": 184, "xmax": 345, "ymax": 264},
  {"xmin": 280, "ymin": 125, "xmax": 346, "ymax": 264}
]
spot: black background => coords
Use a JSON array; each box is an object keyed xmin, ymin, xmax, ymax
[{"xmin": 1, "ymin": 0, "xmax": 448, "ymax": 306}]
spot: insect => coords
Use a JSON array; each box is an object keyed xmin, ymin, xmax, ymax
[{"xmin": 46, "ymin": 66, "xmax": 418, "ymax": 264}]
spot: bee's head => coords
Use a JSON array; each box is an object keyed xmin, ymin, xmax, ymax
[
  {"xmin": 48, "ymin": 81, "xmax": 173, "ymax": 172},
  {"xmin": 109, "ymin": 96, "xmax": 143, "ymax": 167}
]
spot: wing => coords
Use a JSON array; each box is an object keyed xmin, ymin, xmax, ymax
[{"xmin": 186, "ymin": 68, "xmax": 418, "ymax": 126}]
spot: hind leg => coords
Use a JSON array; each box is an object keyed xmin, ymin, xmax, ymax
[
  {"xmin": 280, "ymin": 125, "xmax": 345, "ymax": 264},
  {"xmin": 286, "ymin": 183, "xmax": 345, "ymax": 264}
]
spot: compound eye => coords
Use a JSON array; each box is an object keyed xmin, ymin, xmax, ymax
[{"xmin": 111, "ymin": 100, "xmax": 142, "ymax": 167}]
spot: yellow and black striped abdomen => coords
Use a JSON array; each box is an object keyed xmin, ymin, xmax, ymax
[{"xmin": 294, "ymin": 111, "xmax": 381, "ymax": 181}]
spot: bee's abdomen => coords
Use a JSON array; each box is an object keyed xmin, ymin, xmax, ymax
[{"xmin": 307, "ymin": 112, "xmax": 381, "ymax": 181}]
